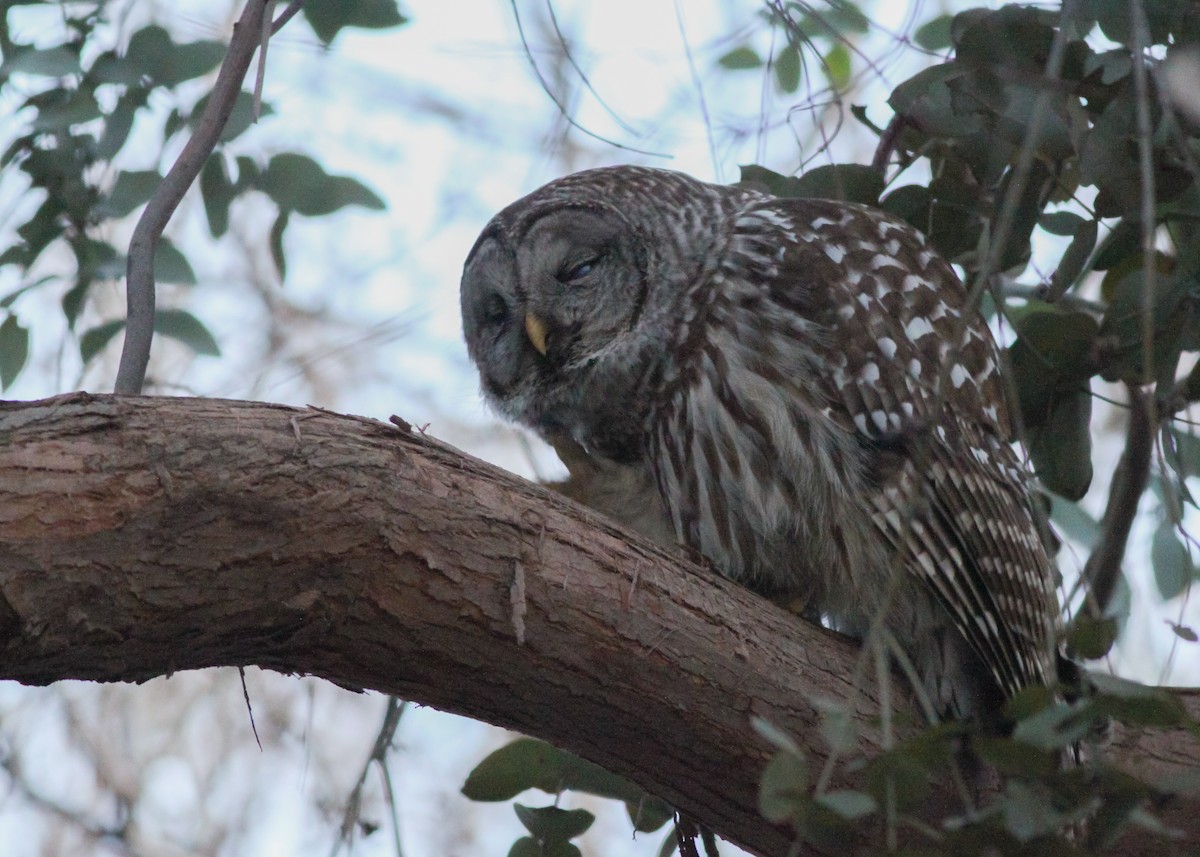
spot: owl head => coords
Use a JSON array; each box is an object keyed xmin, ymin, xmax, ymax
[{"xmin": 460, "ymin": 166, "xmax": 750, "ymax": 463}]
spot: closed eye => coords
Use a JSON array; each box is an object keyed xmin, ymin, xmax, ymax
[{"xmin": 560, "ymin": 256, "xmax": 599, "ymax": 284}]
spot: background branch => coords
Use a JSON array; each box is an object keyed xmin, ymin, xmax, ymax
[{"xmin": 1079, "ymin": 386, "xmax": 1155, "ymax": 619}]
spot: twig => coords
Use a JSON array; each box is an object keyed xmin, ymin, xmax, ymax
[
  {"xmin": 1077, "ymin": 386, "xmax": 1154, "ymax": 620},
  {"xmin": 238, "ymin": 665, "xmax": 264, "ymax": 751},
  {"xmin": 254, "ymin": 0, "xmax": 277, "ymax": 120},
  {"xmin": 870, "ymin": 113, "xmax": 910, "ymax": 175},
  {"xmin": 115, "ymin": 0, "xmax": 270, "ymax": 394},
  {"xmin": 507, "ymin": 0, "xmax": 670, "ymax": 159},
  {"xmin": 1129, "ymin": 0, "xmax": 1158, "ymax": 388},
  {"xmin": 271, "ymin": 0, "xmax": 305, "ymax": 35},
  {"xmin": 330, "ymin": 696, "xmax": 408, "ymax": 857},
  {"xmin": 1000, "ymin": 281, "xmax": 1106, "ymax": 315}
]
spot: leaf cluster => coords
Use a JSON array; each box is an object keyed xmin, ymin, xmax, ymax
[
  {"xmin": 462, "ymin": 737, "xmax": 674, "ymax": 857},
  {"xmin": 728, "ymin": 2, "xmax": 1200, "ymax": 621},
  {"xmin": 0, "ymin": 2, "xmax": 401, "ymax": 389}
]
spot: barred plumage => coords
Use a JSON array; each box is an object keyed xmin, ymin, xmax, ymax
[{"xmin": 461, "ymin": 165, "xmax": 1059, "ymax": 718}]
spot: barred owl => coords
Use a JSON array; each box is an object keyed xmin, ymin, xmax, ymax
[{"xmin": 460, "ymin": 166, "xmax": 1059, "ymax": 719}]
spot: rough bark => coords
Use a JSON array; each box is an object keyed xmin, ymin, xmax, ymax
[{"xmin": 0, "ymin": 394, "xmax": 1196, "ymax": 856}]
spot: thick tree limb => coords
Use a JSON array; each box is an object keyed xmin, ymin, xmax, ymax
[{"xmin": 0, "ymin": 395, "xmax": 1196, "ymax": 856}]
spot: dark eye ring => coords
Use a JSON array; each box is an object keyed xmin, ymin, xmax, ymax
[
  {"xmin": 481, "ymin": 293, "xmax": 509, "ymax": 326},
  {"xmin": 562, "ymin": 257, "xmax": 599, "ymax": 283}
]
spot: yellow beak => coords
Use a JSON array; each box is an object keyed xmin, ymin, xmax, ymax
[{"xmin": 524, "ymin": 313, "xmax": 549, "ymax": 355}]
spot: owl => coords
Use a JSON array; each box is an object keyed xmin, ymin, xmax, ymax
[{"xmin": 460, "ymin": 165, "xmax": 1059, "ymax": 720}]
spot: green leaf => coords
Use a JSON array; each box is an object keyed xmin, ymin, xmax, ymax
[
  {"xmin": 125, "ymin": 26, "xmax": 224, "ymax": 87},
  {"xmin": 751, "ymin": 716, "xmax": 802, "ymax": 755},
  {"xmin": 823, "ymin": 44, "xmax": 850, "ymax": 90},
  {"xmin": 0, "ymin": 315, "xmax": 30, "ymax": 389},
  {"xmin": 507, "ymin": 838, "xmax": 541, "ymax": 857},
  {"xmin": 1088, "ymin": 673, "xmax": 1189, "ymax": 727},
  {"xmin": 270, "ymin": 209, "xmax": 289, "ymax": 282},
  {"xmin": 758, "ymin": 751, "xmax": 808, "ymax": 824},
  {"xmin": 97, "ymin": 170, "xmax": 162, "ymax": 219},
  {"xmin": 971, "ymin": 736, "xmax": 1057, "ymax": 778},
  {"xmin": 718, "ymin": 46, "xmax": 762, "ymax": 70},
  {"xmin": 880, "ymin": 184, "xmax": 931, "ymax": 232},
  {"xmin": 1151, "ymin": 521, "xmax": 1194, "ymax": 601},
  {"xmin": 201, "ymin": 156, "xmax": 233, "ymax": 238},
  {"xmin": 461, "ymin": 738, "xmax": 659, "ymax": 813},
  {"xmin": 914, "ymin": 14, "xmax": 954, "ymax": 50},
  {"xmin": 303, "ymin": 0, "xmax": 408, "ymax": 45},
  {"xmin": 792, "ymin": 164, "xmax": 884, "ymax": 204},
  {"xmin": 79, "ymin": 319, "xmax": 125, "ymax": 364},
  {"xmin": 155, "ymin": 239, "xmax": 197, "ymax": 285},
  {"xmin": 1011, "ymin": 699, "xmax": 1095, "ymax": 752},
  {"xmin": 61, "ymin": 280, "xmax": 89, "ymax": 329},
  {"xmin": 1004, "ymin": 685, "xmax": 1056, "ymax": 723},
  {"xmin": 154, "ymin": 309, "xmax": 219, "ymax": 356},
  {"xmin": 815, "ymin": 790, "xmax": 875, "ymax": 820},
  {"xmin": 190, "ymin": 90, "xmax": 273, "ymax": 143},
  {"xmin": 1065, "ymin": 616, "xmax": 1118, "ymax": 660},
  {"xmin": 1048, "ymin": 495, "xmax": 1100, "ymax": 549},
  {"xmin": 512, "ymin": 804, "xmax": 594, "ymax": 842},
  {"xmin": 624, "ymin": 794, "xmax": 673, "ymax": 833},
  {"xmin": 888, "ymin": 64, "xmax": 981, "ymax": 138},
  {"xmin": 774, "ymin": 45, "xmax": 801, "ymax": 93},
  {"xmin": 1028, "ymin": 388, "xmax": 1093, "ymax": 501},
  {"xmin": 260, "ymin": 153, "xmax": 385, "ymax": 216},
  {"xmin": 463, "ymin": 739, "xmax": 566, "ymax": 796},
  {"xmin": 1008, "ymin": 304, "xmax": 1099, "ymax": 429},
  {"xmin": 1038, "ymin": 211, "xmax": 1086, "ymax": 237},
  {"xmin": 97, "ymin": 92, "xmax": 140, "ymax": 161},
  {"xmin": 2, "ymin": 45, "xmax": 83, "ymax": 77},
  {"xmin": 1048, "ymin": 218, "xmax": 1098, "ymax": 299},
  {"xmin": 30, "ymin": 88, "xmax": 101, "ymax": 131}
]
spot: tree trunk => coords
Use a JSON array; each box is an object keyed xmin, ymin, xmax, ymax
[{"xmin": 0, "ymin": 393, "xmax": 1196, "ymax": 856}]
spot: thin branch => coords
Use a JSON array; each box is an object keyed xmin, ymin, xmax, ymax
[
  {"xmin": 507, "ymin": 0, "xmax": 671, "ymax": 159},
  {"xmin": 271, "ymin": 0, "xmax": 305, "ymax": 36},
  {"xmin": 1129, "ymin": 0, "xmax": 1158, "ymax": 388},
  {"xmin": 254, "ymin": 0, "xmax": 277, "ymax": 120},
  {"xmin": 114, "ymin": 0, "xmax": 270, "ymax": 395},
  {"xmin": 330, "ymin": 695, "xmax": 407, "ymax": 856},
  {"xmin": 1077, "ymin": 386, "xmax": 1155, "ymax": 621}
]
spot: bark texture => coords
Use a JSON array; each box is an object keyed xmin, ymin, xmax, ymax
[{"xmin": 0, "ymin": 394, "xmax": 1196, "ymax": 856}]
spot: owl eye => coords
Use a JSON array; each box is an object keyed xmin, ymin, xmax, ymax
[
  {"xmin": 481, "ymin": 293, "xmax": 509, "ymax": 327},
  {"xmin": 561, "ymin": 257, "xmax": 599, "ymax": 284}
]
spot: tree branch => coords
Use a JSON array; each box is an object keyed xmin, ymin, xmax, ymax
[
  {"xmin": 115, "ymin": 0, "xmax": 270, "ymax": 395},
  {"xmin": 0, "ymin": 395, "xmax": 1195, "ymax": 855},
  {"xmin": 1079, "ymin": 386, "xmax": 1155, "ymax": 620}
]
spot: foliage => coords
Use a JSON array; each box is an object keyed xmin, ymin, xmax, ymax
[
  {"xmin": 736, "ymin": 1, "xmax": 1200, "ymax": 611},
  {"xmin": 462, "ymin": 738, "xmax": 673, "ymax": 854},
  {"xmin": 0, "ymin": 1, "xmax": 399, "ymax": 390},
  {"xmin": 751, "ymin": 675, "xmax": 1200, "ymax": 855}
]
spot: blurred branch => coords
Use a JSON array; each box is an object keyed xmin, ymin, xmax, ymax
[
  {"xmin": 1078, "ymin": 386, "xmax": 1155, "ymax": 620},
  {"xmin": 115, "ymin": 0, "xmax": 270, "ymax": 394},
  {"xmin": 0, "ymin": 394, "xmax": 1197, "ymax": 856},
  {"xmin": 1001, "ymin": 280, "xmax": 1106, "ymax": 315},
  {"xmin": 331, "ymin": 696, "xmax": 407, "ymax": 857},
  {"xmin": 271, "ymin": 0, "xmax": 305, "ymax": 35}
]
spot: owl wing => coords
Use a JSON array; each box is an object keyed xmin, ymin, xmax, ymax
[{"xmin": 737, "ymin": 197, "xmax": 1058, "ymax": 697}]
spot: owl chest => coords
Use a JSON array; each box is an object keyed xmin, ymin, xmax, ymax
[{"xmin": 647, "ymin": 340, "xmax": 878, "ymax": 598}]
